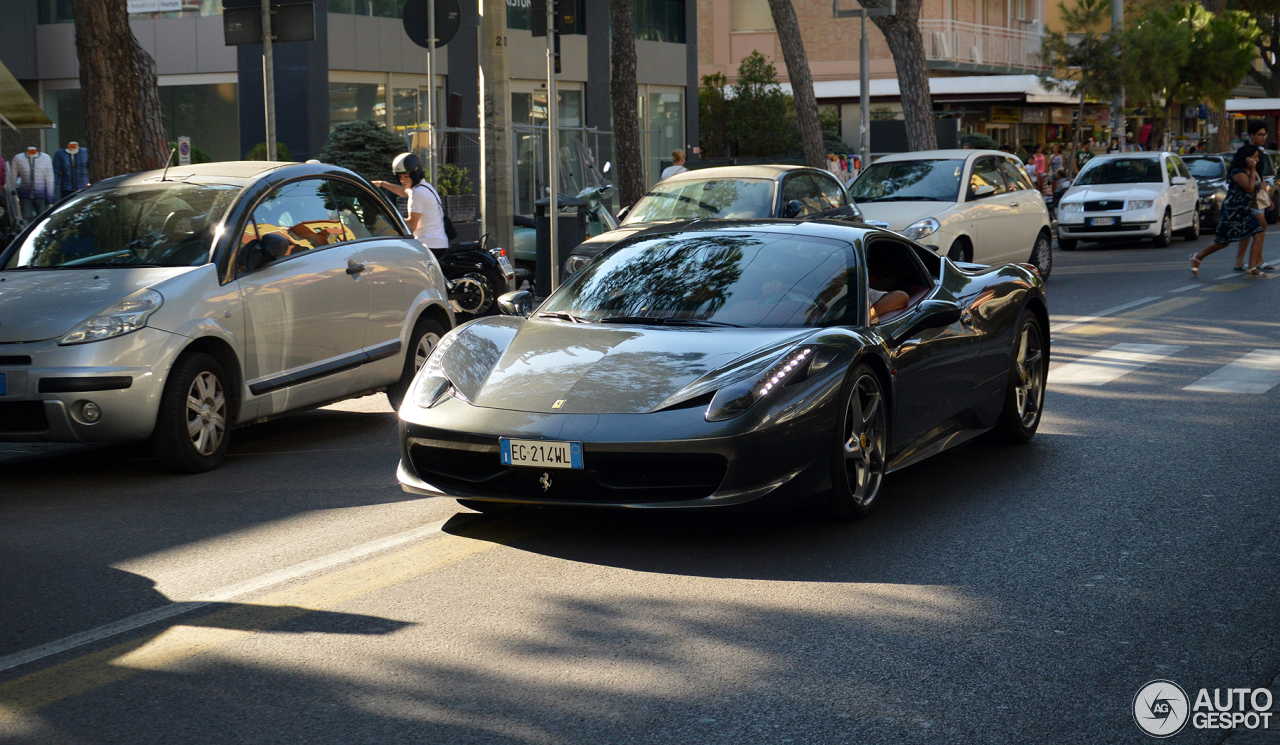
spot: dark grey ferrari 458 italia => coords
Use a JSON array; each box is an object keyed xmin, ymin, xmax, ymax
[{"xmin": 397, "ymin": 220, "xmax": 1048, "ymax": 518}]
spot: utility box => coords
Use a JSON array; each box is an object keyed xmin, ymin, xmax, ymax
[{"xmin": 534, "ymin": 195, "xmax": 588, "ymax": 297}]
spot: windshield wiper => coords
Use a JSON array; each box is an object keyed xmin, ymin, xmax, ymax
[
  {"xmin": 859, "ymin": 195, "xmax": 943, "ymax": 202},
  {"xmin": 536, "ymin": 311, "xmax": 588, "ymax": 323},
  {"xmin": 53, "ymin": 262, "xmax": 165, "ymax": 268},
  {"xmin": 598, "ymin": 316, "xmax": 741, "ymax": 328}
]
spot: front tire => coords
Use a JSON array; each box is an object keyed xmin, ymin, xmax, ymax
[
  {"xmin": 1153, "ymin": 210, "xmax": 1173, "ymax": 247},
  {"xmin": 1181, "ymin": 207, "xmax": 1200, "ymax": 241},
  {"xmin": 989, "ymin": 313, "xmax": 1046, "ymax": 444},
  {"xmin": 151, "ymin": 352, "xmax": 231, "ymax": 473},
  {"xmin": 822, "ymin": 365, "xmax": 888, "ymax": 521},
  {"xmin": 386, "ymin": 317, "xmax": 446, "ymax": 409},
  {"xmin": 947, "ymin": 239, "xmax": 971, "ymax": 263},
  {"xmin": 1029, "ymin": 230, "xmax": 1053, "ymax": 280}
]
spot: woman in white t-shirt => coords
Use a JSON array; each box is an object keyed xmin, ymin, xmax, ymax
[
  {"xmin": 372, "ymin": 152, "xmax": 448, "ymax": 250},
  {"xmin": 660, "ymin": 149, "xmax": 688, "ymax": 181}
]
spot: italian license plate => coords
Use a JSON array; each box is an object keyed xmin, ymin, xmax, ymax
[
  {"xmin": 497, "ymin": 255, "xmax": 514, "ymax": 277},
  {"xmin": 1088, "ymin": 217, "xmax": 1116, "ymax": 226},
  {"xmin": 0, "ymin": 373, "xmax": 6, "ymax": 396},
  {"xmin": 499, "ymin": 438, "xmax": 583, "ymax": 469}
]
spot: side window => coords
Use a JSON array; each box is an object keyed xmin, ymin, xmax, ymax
[
  {"xmin": 970, "ymin": 157, "xmax": 1008, "ymax": 197},
  {"xmin": 1165, "ymin": 157, "xmax": 1178, "ymax": 183},
  {"xmin": 250, "ymin": 179, "xmax": 345, "ymax": 256},
  {"xmin": 1000, "ymin": 158, "xmax": 1035, "ymax": 191},
  {"xmin": 1173, "ymin": 156, "xmax": 1191, "ymax": 180},
  {"xmin": 781, "ymin": 174, "xmax": 823, "ymax": 216},
  {"xmin": 328, "ymin": 179, "xmax": 404, "ymax": 240},
  {"xmin": 813, "ymin": 173, "xmax": 849, "ymax": 210}
]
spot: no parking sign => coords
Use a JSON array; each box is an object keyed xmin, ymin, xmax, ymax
[{"xmin": 178, "ymin": 137, "xmax": 191, "ymax": 166}]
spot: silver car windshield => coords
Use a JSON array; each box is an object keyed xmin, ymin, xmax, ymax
[
  {"xmin": 622, "ymin": 179, "xmax": 776, "ymax": 224},
  {"xmin": 4, "ymin": 184, "xmax": 240, "ymax": 269},
  {"xmin": 541, "ymin": 233, "xmax": 857, "ymax": 328},
  {"xmin": 848, "ymin": 159, "xmax": 964, "ymax": 202},
  {"xmin": 1074, "ymin": 158, "xmax": 1163, "ymax": 185}
]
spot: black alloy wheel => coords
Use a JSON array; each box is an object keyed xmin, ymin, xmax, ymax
[
  {"xmin": 1153, "ymin": 210, "xmax": 1173, "ymax": 247},
  {"xmin": 386, "ymin": 316, "xmax": 447, "ymax": 409},
  {"xmin": 824, "ymin": 365, "xmax": 888, "ymax": 520},
  {"xmin": 151, "ymin": 352, "xmax": 231, "ymax": 473},
  {"xmin": 1029, "ymin": 230, "xmax": 1053, "ymax": 280},
  {"xmin": 990, "ymin": 313, "xmax": 1046, "ymax": 443}
]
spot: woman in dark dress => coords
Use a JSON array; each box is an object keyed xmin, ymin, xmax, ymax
[{"xmin": 1192, "ymin": 145, "xmax": 1267, "ymax": 275}]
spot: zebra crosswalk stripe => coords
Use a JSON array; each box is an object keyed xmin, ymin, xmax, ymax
[
  {"xmin": 1051, "ymin": 343, "xmax": 1187, "ymax": 386},
  {"xmin": 1183, "ymin": 350, "xmax": 1280, "ymax": 394}
]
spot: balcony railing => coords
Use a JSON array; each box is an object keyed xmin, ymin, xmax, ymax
[{"xmin": 919, "ymin": 19, "xmax": 1047, "ymax": 71}]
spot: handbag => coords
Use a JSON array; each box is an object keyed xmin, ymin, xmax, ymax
[
  {"xmin": 425, "ymin": 183, "xmax": 457, "ymax": 241},
  {"xmin": 1256, "ymin": 180, "xmax": 1272, "ymax": 211}
]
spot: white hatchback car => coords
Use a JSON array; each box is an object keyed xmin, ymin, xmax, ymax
[
  {"xmin": 0, "ymin": 162, "xmax": 454, "ymax": 472},
  {"xmin": 1056, "ymin": 152, "xmax": 1200, "ymax": 250},
  {"xmin": 849, "ymin": 149, "xmax": 1054, "ymax": 278}
]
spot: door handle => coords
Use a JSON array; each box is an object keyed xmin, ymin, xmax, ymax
[
  {"xmin": 1009, "ymin": 201, "xmax": 1019, "ymax": 208},
  {"xmin": 346, "ymin": 262, "xmax": 366, "ymax": 276}
]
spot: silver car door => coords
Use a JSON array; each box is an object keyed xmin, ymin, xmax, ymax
[
  {"xmin": 234, "ymin": 179, "xmax": 371, "ymax": 413},
  {"xmin": 963, "ymin": 156, "xmax": 1018, "ymax": 265}
]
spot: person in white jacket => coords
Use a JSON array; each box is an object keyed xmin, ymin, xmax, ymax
[{"xmin": 10, "ymin": 146, "xmax": 56, "ymax": 221}]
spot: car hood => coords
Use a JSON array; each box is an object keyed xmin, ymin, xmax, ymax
[
  {"xmin": 1197, "ymin": 178, "xmax": 1227, "ymax": 193},
  {"xmin": 0, "ymin": 266, "xmax": 197, "ymax": 343},
  {"xmin": 853, "ymin": 201, "xmax": 949, "ymax": 230},
  {"xmin": 1063, "ymin": 183, "xmax": 1165, "ymax": 202},
  {"xmin": 436, "ymin": 316, "xmax": 813, "ymax": 414}
]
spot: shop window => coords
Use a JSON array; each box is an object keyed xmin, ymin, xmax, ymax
[
  {"xmin": 330, "ymin": 0, "xmax": 406, "ymax": 18},
  {"xmin": 507, "ymin": 0, "xmax": 532, "ymax": 30},
  {"xmin": 732, "ymin": 0, "xmax": 774, "ymax": 32},
  {"xmin": 637, "ymin": 0, "xmax": 684, "ymax": 43},
  {"xmin": 329, "ymin": 82, "xmax": 387, "ymax": 128}
]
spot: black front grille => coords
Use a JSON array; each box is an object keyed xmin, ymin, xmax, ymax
[
  {"xmin": 1084, "ymin": 200, "xmax": 1126, "ymax": 212},
  {"xmin": 0, "ymin": 356, "xmax": 32, "ymax": 366},
  {"xmin": 1063, "ymin": 223, "xmax": 1149, "ymax": 233},
  {"xmin": 408, "ymin": 441, "xmax": 727, "ymax": 503},
  {"xmin": 0, "ymin": 401, "xmax": 49, "ymax": 433}
]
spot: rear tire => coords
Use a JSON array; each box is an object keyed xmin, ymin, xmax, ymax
[
  {"xmin": 989, "ymin": 313, "xmax": 1046, "ymax": 444},
  {"xmin": 151, "ymin": 353, "xmax": 231, "ymax": 473},
  {"xmin": 822, "ymin": 365, "xmax": 888, "ymax": 521},
  {"xmin": 1028, "ymin": 230, "xmax": 1053, "ymax": 280},
  {"xmin": 1153, "ymin": 210, "xmax": 1173, "ymax": 247},
  {"xmin": 386, "ymin": 317, "xmax": 447, "ymax": 410}
]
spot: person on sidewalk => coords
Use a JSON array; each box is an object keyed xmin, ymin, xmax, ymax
[
  {"xmin": 52, "ymin": 142, "xmax": 90, "ymax": 200},
  {"xmin": 372, "ymin": 152, "xmax": 449, "ymax": 254},
  {"xmin": 10, "ymin": 146, "xmax": 55, "ymax": 221},
  {"xmin": 1192, "ymin": 145, "xmax": 1268, "ymax": 276},
  {"xmin": 660, "ymin": 150, "xmax": 688, "ymax": 181}
]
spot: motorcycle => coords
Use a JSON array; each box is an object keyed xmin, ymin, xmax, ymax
[
  {"xmin": 435, "ymin": 233, "xmax": 515, "ymax": 317},
  {"xmin": 510, "ymin": 162, "xmax": 619, "ymax": 287}
]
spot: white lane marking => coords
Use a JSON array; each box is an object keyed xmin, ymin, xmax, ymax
[
  {"xmin": 1050, "ymin": 297, "xmax": 1162, "ymax": 334},
  {"xmin": 1051, "ymin": 343, "xmax": 1187, "ymax": 386},
  {"xmin": 1214, "ymin": 272, "xmax": 1237, "ymax": 280},
  {"xmin": 1170, "ymin": 284, "xmax": 1201, "ymax": 293},
  {"xmin": 0, "ymin": 518, "xmax": 451, "ymax": 674},
  {"xmin": 1184, "ymin": 349, "xmax": 1280, "ymax": 394}
]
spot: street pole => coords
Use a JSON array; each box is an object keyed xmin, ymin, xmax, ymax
[
  {"xmin": 546, "ymin": 0, "xmax": 559, "ymax": 292},
  {"xmin": 860, "ymin": 12, "xmax": 869, "ymax": 173},
  {"xmin": 261, "ymin": 0, "xmax": 276, "ymax": 161},
  {"xmin": 1111, "ymin": 0, "xmax": 1124, "ymax": 152},
  {"xmin": 427, "ymin": 0, "xmax": 437, "ymax": 184}
]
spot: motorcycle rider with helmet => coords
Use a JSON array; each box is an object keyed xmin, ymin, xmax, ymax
[{"xmin": 373, "ymin": 152, "xmax": 448, "ymax": 253}]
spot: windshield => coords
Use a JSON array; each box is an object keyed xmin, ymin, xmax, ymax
[
  {"xmin": 848, "ymin": 159, "xmax": 964, "ymax": 202},
  {"xmin": 1075, "ymin": 158, "xmax": 1163, "ymax": 185},
  {"xmin": 622, "ymin": 179, "xmax": 775, "ymax": 224},
  {"xmin": 539, "ymin": 232, "xmax": 857, "ymax": 328},
  {"xmin": 1184, "ymin": 158, "xmax": 1224, "ymax": 180},
  {"xmin": 4, "ymin": 183, "xmax": 240, "ymax": 269}
]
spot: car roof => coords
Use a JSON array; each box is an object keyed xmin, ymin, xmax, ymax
[
  {"xmin": 625, "ymin": 218, "xmax": 883, "ymax": 245},
  {"xmin": 84, "ymin": 161, "xmax": 372, "ymax": 192},
  {"xmin": 1082, "ymin": 152, "xmax": 1165, "ymax": 162},
  {"xmin": 874, "ymin": 149, "xmax": 1003, "ymax": 163},
  {"xmin": 669, "ymin": 164, "xmax": 814, "ymax": 182}
]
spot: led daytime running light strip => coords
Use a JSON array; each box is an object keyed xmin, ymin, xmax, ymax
[{"xmin": 755, "ymin": 348, "xmax": 812, "ymax": 397}]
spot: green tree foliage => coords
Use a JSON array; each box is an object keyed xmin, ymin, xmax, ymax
[
  {"xmin": 731, "ymin": 52, "xmax": 798, "ymax": 157},
  {"xmin": 436, "ymin": 164, "xmax": 473, "ymax": 197},
  {"xmin": 698, "ymin": 73, "xmax": 732, "ymax": 159},
  {"xmin": 1230, "ymin": 0, "xmax": 1280, "ymax": 96},
  {"xmin": 245, "ymin": 142, "xmax": 293, "ymax": 161},
  {"xmin": 1039, "ymin": 0, "xmax": 1122, "ymax": 170},
  {"xmin": 960, "ymin": 132, "xmax": 999, "ymax": 150},
  {"xmin": 316, "ymin": 120, "xmax": 408, "ymax": 183}
]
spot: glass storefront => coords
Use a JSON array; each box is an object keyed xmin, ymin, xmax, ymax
[
  {"xmin": 41, "ymin": 83, "xmax": 239, "ymax": 162},
  {"xmin": 645, "ymin": 87, "xmax": 684, "ymax": 185},
  {"xmin": 42, "ymin": 0, "xmax": 224, "ymax": 23},
  {"xmin": 329, "ymin": 0, "xmax": 407, "ymax": 18},
  {"xmin": 511, "ymin": 89, "xmax": 584, "ymax": 215},
  {"xmin": 329, "ymin": 82, "xmax": 387, "ymax": 126},
  {"xmin": 636, "ymin": 0, "xmax": 685, "ymax": 43}
]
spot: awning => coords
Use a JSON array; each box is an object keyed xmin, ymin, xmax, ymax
[
  {"xmin": 1225, "ymin": 98, "xmax": 1280, "ymax": 115},
  {"xmin": 780, "ymin": 74, "xmax": 1080, "ymax": 105},
  {"xmin": 0, "ymin": 59, "xmax": 53, "ymax": 131}
]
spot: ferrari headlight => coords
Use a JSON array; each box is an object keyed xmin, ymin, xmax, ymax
[
  {"xmin": 409, "ymin": 334, "xmax": 468, "ymax": 408},
  {"xmin": 564, "ymin": 254, "xmax": 590, "ymax": 276},
  {"xmin": 1127, "ymin": 199, "xmax": 1154, "ymax": 210},
  {"xmin": 1059, "ymin": 202, "xmax": 1084, "ymax": 213},
  {"xmin": 59, "ymin": 289, "xmax": 163, "ymax": 345},
  {"xmin": 706, "ymin": 347, "xmax": 813, "ymax": 422},
  {"xmin": 901, "ymin": 217, "xmax": 940, "ymax": 241}
]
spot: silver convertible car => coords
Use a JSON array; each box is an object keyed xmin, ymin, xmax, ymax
[
  {"xmin": 397, "ymin": 221, "xmax": 1049, "ymax": 518},
  {"xmin": 0, "ymin": 162, "xmax": 454, "ymax": 472}
]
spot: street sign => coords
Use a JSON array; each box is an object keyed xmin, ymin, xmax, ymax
[
  {"xmin": 402, "ymin": 0, "xmax": 461, "ymax": 49},
  {"xmin": 223, "ymin": 2, "xmax": 315, "ymax": 46},
  {"xmin": 178, "ymin": 136, "xmax": 191, "ymax": 166}
]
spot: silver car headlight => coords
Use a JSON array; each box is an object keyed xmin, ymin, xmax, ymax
[
  {"xmin": 409, "ymin": 334, "xmax": 468, "ymax": 409},
  {"xmin": 59, "ymin": 289, "xmax": 163, "ymax": 346},
  {"xmin": 706, "ymin": 347, "xmax": 817, "ymax": 422},
  {"xmin": 901, "ymin": 217, "xmax": 940, "ymax": 242},
  {"xmin": 1059, "ymin": 202, "xmax": 1084, "ymax": 213},
  {"xmin": 1127, "ymin": 199, "xmax": 1154, "ymax": 210},
  {"xmin": 563, "ymin": 254, "xmax": 591, "ymax": 276}
]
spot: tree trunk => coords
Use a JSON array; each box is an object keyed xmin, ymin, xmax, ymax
[
  {"xmin": 766, "ymin": 0, "xmax": 825, "ymax": 168},
  {"xmin": 610, "ymin": 0, "xmax": 646, "ymax": 208},
  {"xmin": 864, "ymin": 0, "xmax": 936, "ymax": 151},
  {"xmin": 72, "ymin": 0, "xmax": 167, "ymax": 183},
  {"xmin": 1209, "ymin": 106, "xmax": 1231, "ymax": 152}
]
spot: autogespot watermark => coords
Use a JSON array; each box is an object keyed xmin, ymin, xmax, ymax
[{"xmin": 1133, "ymin": 680, "xmax": 1274, "ymax": 738}]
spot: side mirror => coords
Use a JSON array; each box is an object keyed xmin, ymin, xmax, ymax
[
  {"xmin": 783, "ymin": 199, "xmax": 804, "ymax": 218},
  {"xmin": 971, "ymin": 184, "xmax": 997, "ymax": 200},
  {"xmin": 914, "ymin": 299, "xmax": 963, "ymax": 328},
  {"xmin": 602, "ymin": 162, "xmax": 611, "ymax": 174},
  {"xmin": 242, "ymin": 233, "xmax": 291, "ymax": 272},
  {"xmin": 1172, "ymin": 176, "xmax": 1188, "ymax": 185},
  {"xmin": 497, "ymin": 290, "xmax": 534, "ymax": 317}
]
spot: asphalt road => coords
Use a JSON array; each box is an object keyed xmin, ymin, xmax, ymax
[{"xmin": 2, "ymin": 231, "xmax": 1279, "ymax": 744}]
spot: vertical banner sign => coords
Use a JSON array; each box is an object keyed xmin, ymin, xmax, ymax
[{"xmin": 178, "ymin": 137, "xmax": 192, "ymax": 166}]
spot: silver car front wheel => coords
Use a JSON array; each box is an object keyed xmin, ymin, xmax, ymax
[{"xmin": 152, "ymin": 352, "xmax": 233, "ymax": 473}]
